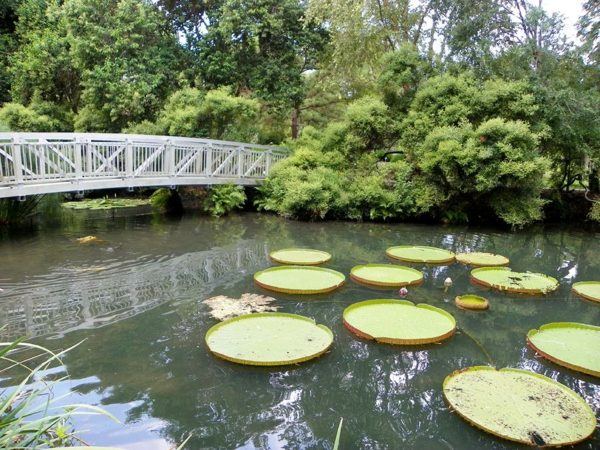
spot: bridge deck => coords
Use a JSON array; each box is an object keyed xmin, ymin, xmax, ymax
[{"xmin": 0, "ymin": 133, "xmax": 287, "ymax": 198}]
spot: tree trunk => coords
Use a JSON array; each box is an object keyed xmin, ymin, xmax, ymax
[{"xmin": 291, "ymin": 107, "xmax": 299, "ymax": 139}]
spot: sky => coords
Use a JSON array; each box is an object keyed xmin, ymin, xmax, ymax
[{"xmin": 543, "ymin": 0, "xmax": 584, "ymax": 42}]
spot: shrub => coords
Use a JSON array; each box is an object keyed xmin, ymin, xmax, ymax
[
  {"xmin": 0, "ymin": 102, "xmax": 69, "ymax": 132},
  {"xmin": 204, "ymin": 184, "xmax": 246, "ymax": 217}
]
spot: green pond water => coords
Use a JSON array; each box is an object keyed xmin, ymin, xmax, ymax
[{"xmin": 0, "ymin": 212, "xmax": 599, "ymax": 449}]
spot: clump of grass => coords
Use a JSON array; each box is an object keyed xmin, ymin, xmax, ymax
[
  {"xmin": 0, "ymin": 338, "xmax": 118, "ymax": 448},
  {"xmin": 62, "ymin": 197, "xmax": 150, "ymax": 210}
]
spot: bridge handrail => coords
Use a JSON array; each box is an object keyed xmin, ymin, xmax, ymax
[{"xmin": 0, "ymin": 132, "xmax": 288, "ymax": 198}]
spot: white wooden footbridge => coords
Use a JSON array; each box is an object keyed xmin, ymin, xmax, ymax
[{"xmin": 0, "ymin": 133, "xmax": 288, "ymax": 198}]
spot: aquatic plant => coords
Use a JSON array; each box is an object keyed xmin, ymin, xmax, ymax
[
  {"xmin": 349, "ymin": 264, "xmax": 423, "ymax": 287},
  {"xmin": 470, "ymin": 267, "xmax": 559, "ymax": 294},
  {"xmin": 455, "ymin": 252, "xmax": 509, "ymax": 267},
  {"xmin": 269, "ymin": 248, "xmax": 331, "ymax": 265},
  {"xmin": 455, "ymin": 295, "xmax": 489, "ymax": 311},
  {"xmin": 0, "ymin": 197, "xmax": 41, "ymax": 226},
  {"xmin": 0, "ymin": 339, "xmax": 118, "ymax": 449},
  {"xmin": 386, "ymin": 245, "xmax": 455, "ymax": 264},
  {"xmin": 254, "ymin": 266, "xmax": 345, "ymax": 294},
  {"xmin": 572, "ymin": 281, "xmax": 600, "ymax": 303},
  {"xmin": 443, "ymin": 367, "xmax": 596, "ymax": 446},
  {"xmin": 343, "ymin": 299, "xmax": 456, "ymax": 345},
  {"xmin": 527, "ymin": 323, "xmax": 600, "ymax": 377},
  {"xmin": 62, "ymin": 197, "xmax": 150, "ymax": 210},
  {"xmin": 205, "ymin": 313, "xmax": 333, "ymax": 366}
]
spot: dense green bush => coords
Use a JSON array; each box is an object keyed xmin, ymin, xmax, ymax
[
  {"xmin": 0, "ymin": 102, "xmax": 72, "ymax": 132},
  {"xmin": 125, "ymin": 87, "xmax": 260, "ymax": 141},
  {"xmin": 204, "ymin": 184, "xmax": 247, "ymax": 217}
]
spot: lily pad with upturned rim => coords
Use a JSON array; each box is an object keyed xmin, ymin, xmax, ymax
[
  {"xmin": 527, "ymin": 322, "xmax": 600, "ymax": 377},
  {"xmin": 386, "ymin": 245, "xmax": 455, "ymax": 264},
  {"xmin": 343, "ymin": 299, "xmax": 456, "ymax": 344},
  {"xmin": 470, "ymin": 267, "xmax": 558, "ymax": 294},
  {"xmin": 350, "ymin": 264, "xmax": 423, "ymax": 287},
  {"xmin": 456, "ymin": 252, "xmax": 509, "ymax": 267},
  {"xmin": 254, "ymin": 265, "xmax": 345, "ymax": 294},
  {"xmin": 205, "ymin": 312, "xmax": 333, "ymax": 366},
  {"xmin": 455, "ymin": 294, "xmax": 489, "ymax": 310},
  {"xmin": 572, "ymin": 281, "xmax": 600, "ymax": 303},
  {"xmin": 443, "ymin": 366, "xmax": 596, "ymax": 447},
  {"xmin": 269, "ymin": 248, "xmax": 332, "ymax": 265}
]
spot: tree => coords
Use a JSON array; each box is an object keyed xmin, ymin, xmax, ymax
[
  {"xmin": 196, "ymin": 0, "xmax": 327, "ymax": 137},
  {"xmin": 578, "ymin": 0, "xmax": 599, "ymax": 64}
]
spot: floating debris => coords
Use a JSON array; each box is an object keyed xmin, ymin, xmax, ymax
[
  {"xmin": 203, "ymin": 293, "xmax": 279, "ymax": 321},
  {"xmin": 76, "ymin": 235, "xmax": 100, "ymax": 244}
]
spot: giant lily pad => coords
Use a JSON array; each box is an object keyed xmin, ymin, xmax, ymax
[
  {"xmin": 254, "ymin": 266, "xmax": 345, "ymax": 294},
  {"xmin": 527, "ymin": 322, "xmax": 600, "ymax": 377},
  {"xmin": 386, "ymin": 245, "xmax": 455, "ymax": 264},
  {"xmin": 343, "ymin": 299, "xmax": 456, "ymax": 344},
  {"xmin": 350, "ymin": 264, "xmax": 423, "ymax": 287},
  {"xmin": 269, "ymin": 248, "xmax": 331, "ymax": 265},
  {"xmin": 205, "ymin": 312, "xmax": 333, "ymax": 366},
  {"xmin": 572, "ymin": 281, "xmax": 600, "ymax": 303},
  {"xmin": 456, "ymin": 252, "xmax": 509, "ymax": 267},
  {"xmin": 443, "ymin": 366, "xmax": 596, "ymax": 447},
  {"xmin": 470, "ymin": 267, "xmax": 558, "ymax": 294},
  {"xmin": 455, "ymin": 294, "xmax": 489, "ymax": 310}
]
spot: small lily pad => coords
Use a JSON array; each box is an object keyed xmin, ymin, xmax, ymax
[
  {"xmin": 455, "ymin": 294, "xmax": 489, "ymax": 310},
  {"xmin": 254, "ymin": 266, "xmax": 345, "ymax": 294},
  {"xmin": 386, "ymin": 245, "xmax": 455, "ymax": 264},
  {"xmin": 443, "ymin": 366, "xmax": 596, "ymax": 447},
  {"xmin": 470, "ymin": 267, "xmax": 558, "ymax": 294},
  {"xmin": 205, "ymin": 312, "xmax": 333, "ymax": 366},
  {"xmin": 572, "ymin": 281, "xmax": 600, "ymax": 303},
  {"xmin": 456, "ymin": 252, "xmax": 509, "ymax": 267},
  {"xmin": 527, "ymin": 322, "xmax": 600, "ymax": 377},
  {"xmin": 269, "ymin": 248, "xmax": 331, "ymax": 265},
  {"xmin": 343, "ymin": 299, "xmax": 456, "ymax": 344},
  {"xmin": 350, "ymin": 264, "xmax": 423, "ymax": 287}
]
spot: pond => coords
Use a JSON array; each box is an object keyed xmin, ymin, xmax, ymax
[{"xmin": 0, "ymin": 212, "xmax": 599, "ymax": 449}]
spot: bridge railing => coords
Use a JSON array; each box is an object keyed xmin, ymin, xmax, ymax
[{"xmin": 0, "ymin": 133, "xmax": 288, "ymax": 197}]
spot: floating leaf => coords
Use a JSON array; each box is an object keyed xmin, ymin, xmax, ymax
[
  {"xmin": 443, "ymin": 366, "xmax": 596, "ymax": 447},
  {"xmin": 269, "ymin": 248, "xmax": 331, "ymax": 265},
  {"xmin": 470, "ymin": 267, "xmax": 558, "ymax": 294},
  {"xmin": 350, "ymin": 264, "xmax": 423, "ymax": 287},
  {"xmin": 205, "ymin": 312, "xmax": 333, "ymax": 366},
  {"xmin": 527, "ymin": 322, "xmax": 600, "ymax": 377},
  {"xmin": 386, "ymin": 245, "xmax": 455, "ymax": 264},
  {"xmin": 343, "ymin": 299, "xmax": 456, "ymax": 344},
  {"xmin": 456, "ymin": 252, "xmax": 509, "ymax": 266},
  {"xmin": 254, "ymin": 266, "xmax": 345, "ymax": 294},
  {"xmin": 63, "ymin": 198, "xmax": 150, "ymax": 210},
  {"xmin": 572, "ymin": 281, "xmax": 600, "ymax": 303},
  {"xmin": 455, "ymin": 294, "xmax": 489, "ymax": 310},
  {"xmin": 203, "ymin": 293, "xmax": 278, "ymax": 321}
]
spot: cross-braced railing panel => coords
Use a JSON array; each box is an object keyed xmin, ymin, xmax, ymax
[{"xmin": 0, "ymin": 133, "xmax": 287, "ymax": 198}]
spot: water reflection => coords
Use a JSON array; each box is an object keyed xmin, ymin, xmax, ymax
[{"xmin": 0, "ymin": 215, "xmax": 599, "ymax": 449}]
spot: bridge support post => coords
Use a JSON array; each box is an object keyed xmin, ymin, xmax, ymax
[
  {"xmin": 166, "ymin": 139, "xmax": 175, "ymax": 176},
  {"xmin": 237, "ymin": 147, "xmax": 243, "ymax": 178},
  {"xmin": 125, "ymin": 138, "xmax": 133, "ymax": 178},
  {"xmin": 12, "ymin": 136, "xmax": 24, "ymax": 184},
  {"xmin": 74, "ymin": 138, "xmax": 83, "ymax": 180}
]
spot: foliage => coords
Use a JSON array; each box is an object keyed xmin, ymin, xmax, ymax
[
  {"xmin": 126, "ymin": 87, "xmax": 260, "ymax": 141},
  {"xmin": 0, "ymin": 102, "xmax": 72, "ymax": 132},
  {"xmin": 589, "ymin": 201, "xmax": 600, "ymax": 222},
  {"xmin": 203, "ymin": 184, "xmax": 246, "ymax": 217},
  {"xmin": 0, "ymin": 338, "xmax": 117, "ymax": 448},
  {"xmin": 149, "ymin": 188, "xmax": 172, "ymax": 211},
  {"xmin": 0, "ymin": 196, "xmax": 41, "ymax": 226},
  {"xmin": 197, "ymin": 0, "xmax": 327, "ymax": 111},
  {"xmin": 62, "ymin": 197, "xmax": 150, "ymax": 210}
]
